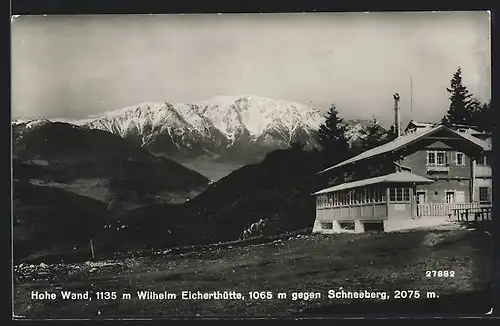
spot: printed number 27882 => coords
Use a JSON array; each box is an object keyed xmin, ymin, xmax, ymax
[{"xmin": 426, "ymin": 270, "xmax": 455, "ymax": 277}]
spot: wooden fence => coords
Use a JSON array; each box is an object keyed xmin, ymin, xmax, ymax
[
  {"xmin": 453, "ymin": 206, "xmax": 492, "ymax": 222},
  {"xmin": 416, "ymin": 203, "xmax": 483, "ymax": 217},
  {"xmin": 416, "ymin": 202, "xmax": 492, "ymax": 222}
]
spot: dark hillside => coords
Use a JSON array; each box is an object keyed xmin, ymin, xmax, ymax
[
  {"xmin": 13, "ymin": 181, "xmax": 108, "ymax": 263},
  {"xmin": 12, "ymin": 121, "xmax": 210, "ymax": 204},
  {"xmin": 111, "ymin": 148, "xmax": 331, "ymax": 251}
]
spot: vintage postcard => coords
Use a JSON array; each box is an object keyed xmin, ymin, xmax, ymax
[{"xmin": 12, "ymin": 11, "xmax": 493, "ymax": 318}]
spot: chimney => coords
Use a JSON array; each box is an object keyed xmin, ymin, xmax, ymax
[{"xmin": 393, "ymin": 93, "xmax": 401, "ymax": 137}]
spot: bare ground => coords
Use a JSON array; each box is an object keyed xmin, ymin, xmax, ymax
[{"xmin": 13, "ymin": 227, "xmax": 492, "ymax": 318}]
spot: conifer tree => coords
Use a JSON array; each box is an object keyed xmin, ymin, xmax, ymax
[
  {"xmin": 360, "ymin": 117, "xmax": 386, "ymax": 151},
  {"xmin": 442, "ymin": 67, "xmax": 474, "ymax": 125},
  {"xmin": 316, "ymin": 105, "xmax": 352, "ymax": 164}
]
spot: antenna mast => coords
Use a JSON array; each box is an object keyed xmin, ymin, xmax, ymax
[{"xmin": 410, "ymin": 77, "xmax": 413, "ymax": 113}]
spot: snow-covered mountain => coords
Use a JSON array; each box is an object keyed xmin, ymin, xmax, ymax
[
  {"xmin": 13, "ymin": 96, "xmax": 384, "ymax": 168},
  {"xmin": 12, "ymin": 98, "xmax": 387, "ymax": 181},
  {"xmin": 12, "ymin": 119, "xmax": 52, "ymax": 129},
  {"xmin": 66, "ymin": 95, "xmax": 327, "ymax": 161}
]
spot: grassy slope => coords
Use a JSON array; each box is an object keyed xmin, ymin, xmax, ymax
[
  {"xmin": 13, "ymin": 181, "xmax": 109, "ymax": 263},
  {"xmin": 14, "ymin": 227, "xmax": 492, "ymax": 318}
]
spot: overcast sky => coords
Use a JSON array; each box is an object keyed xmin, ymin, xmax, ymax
[{"xmin": 11, "ymin": 12, "xmax": 491, "ymax": 126}]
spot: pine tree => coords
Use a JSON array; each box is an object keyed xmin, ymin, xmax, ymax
[
  {"xmin": 471, "ymin": 99, "xmax": 493, "ymax": 133},
  {"xmin": 442, "ymin": 67, "xmax": 474, "ymax": 125},
  {"xmin": 482, "ymin": 100, "xmax": 493, "ymax": 133},
  {"xmin": 316, "ymin": 105, "xmax": 352, "ymax": 164},
  {"xmin": 360, "ymin": 117, "xmax": 386, "ymax": 151}
]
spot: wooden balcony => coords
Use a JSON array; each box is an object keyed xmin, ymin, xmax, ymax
[
  {"xmin": 426, "ymin": 165, "xmax": 450, "ymax": 173},
  {"xmin": 416, "ymin": 203, "xmax": 484, "ymax": 217},
  {"xmin": 475, "ymin": 165, "xmax": 492, "ymax": 178}
]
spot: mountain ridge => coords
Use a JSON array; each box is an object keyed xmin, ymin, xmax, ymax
[
  {"xmin": 46, "ymin": 95, "xmax": 383, "ymax": 163},
  {"xmin": 54, "ymin": 95, "xmax": 324, "ymax": 161},
  {"xmin": 13, "ymin": 96, "xmax": 387, "ymax": 180}
]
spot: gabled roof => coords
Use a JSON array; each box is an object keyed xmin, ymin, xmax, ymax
[
  {"xmin": 313, "ymin": 171, "xmax": 434, "ymax": 195},
  {"xmin": 318, "ymin": 126, "xmax": 438, "ymax": 174},
  {"xmin": 406, "ymin": 120, "xmax": 435, "ymax": 129},
  {"xmin": 455, "ymin": 132, "xmax": 491, "ymax": 151},
  {"xmin": 406, "ymin": 120, "xmax": 485, "ymax": 135},
  {"xmin": 318, "ymin": 124, "xmax": 488, "ymax": 174}
]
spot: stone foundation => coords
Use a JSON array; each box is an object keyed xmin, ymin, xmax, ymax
[{"xmin": 312, "ymin": 216, "xmax": 454, "ymax": 234}]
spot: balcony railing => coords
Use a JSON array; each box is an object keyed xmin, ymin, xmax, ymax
[
  {"xmin": 426, "ymin": 164, "xmax": 450, "ymax": 173},
  {"xmin": 416, "ymin": 202, "xmax": 483, "ymax": 217},
  {"xmin": 475, "ymin": 165, "xmax": 492, "ymax": 177}
]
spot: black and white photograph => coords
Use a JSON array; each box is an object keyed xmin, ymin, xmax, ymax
[{"xmin": 12, "ymin": 11, "xmax": 494, "ymax": 318}]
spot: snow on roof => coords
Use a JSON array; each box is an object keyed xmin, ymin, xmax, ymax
[
  {"xmin": 407, "ymin": 121, "xmax": 485, "ymax": 135},
  {"xmin": 407, "ymin": 120, "xmax": 435, "ymax": 128},
  {"xmin": 318, "ymin": 124, "xmax": 488, "ymax": 174},
  {"xmin": 313, "ymin": 171, "xmax": 434, "ymax": 195}
]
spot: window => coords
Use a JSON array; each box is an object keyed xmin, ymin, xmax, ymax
[
  {"xmin": 363, "ymin": 221, "xmax": 385, "ymax": 232},
  {"xmin": 445, "ymin": 191, "xmax": 455, "ymax": 204},
  {"xmin": 390, "ymin": 188, "xmax": 399, "ymax": 201},
  {"xmin": 333, "ymin": 187, "xmax": 388, "ymax": 205},
  {"xmin": 389, "ymin": 188, "xmax": 410, "ymax": 202},
  {"xmin": 317, "ymin": 195, "xmax": 328, "ymax": 208},
  {"xmin": 403, "ymin": 188, "xmax": 410, "ymax": 201},
  {"xmin": 427, "ymin": 151, "xmax": 436, "ymax": 165},
  {"xmin": 381, "ymin": 188, "xmax": 387, "ymax": 202},
  {"xmin": 321, "ymin": 221, "xmax": 333, "ymax": 229},
  {"xmin": 437, "ymin": 152, "xmax": 447, "ymax": 165},
  {"xmin": 479, "ymin": 187, "xmax": 490, "ymax": 203},
  {"xmin": 339, "ymin": 221, "xmax": 355, "ymax": 231},
  {"xmin": 372, "ymin": 187, "xmax": 387, "ymax": 202},
  {"xmin": 477, "ymin": 155, "xmax": 490, "ymax": 166},
  {"xmin": 416, "ymin": 191, "xmax": 427, "ymax": 204},
  {"xmin": 327, "ymin": 194, "xmax": 333, "ymax": 207},
  {"xmin": 456, "ymin": 152, "xmax": 465, "ymax": 166},
  {"xmin": 397, "ymin": 188, "xmax": 403, "ymax": 201},
  {"xmin": 427, "ymin": 150, "xmax": 448, "ymax": 166}
]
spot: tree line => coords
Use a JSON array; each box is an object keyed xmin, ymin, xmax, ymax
[
  {"xmin": 310, "ymin": 66, "xmax": 492, "ymax": 170},
  {"xmin": 441, "ymin": 67, "xmax": 492, "ymax": 133}
]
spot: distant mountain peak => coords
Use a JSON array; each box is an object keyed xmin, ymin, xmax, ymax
[
  {"xmin": 13, "ymin": 96, "xmax": 382, "ymax": 165},
  {"xmin": 56, "ymin": 95, "xmax": 327, "ymax": 162}
]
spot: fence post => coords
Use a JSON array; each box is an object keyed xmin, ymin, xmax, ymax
[{"xmin": 90, "ymin": 239, "xmax": 95, "ymax": 260}]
